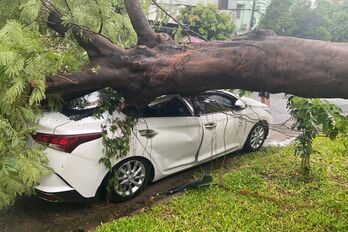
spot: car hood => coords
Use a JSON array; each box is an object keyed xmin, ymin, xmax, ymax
[{"xmin": 241, "ymin": 96, "xmax": 268, "ymax": 108}]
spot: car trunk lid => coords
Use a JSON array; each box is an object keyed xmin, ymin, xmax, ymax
[{"xmin": 37, "ymin": 112, "xmax": 73, "ymax": 134}]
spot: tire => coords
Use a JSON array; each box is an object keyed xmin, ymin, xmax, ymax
[
  {"xmin": 243, "ymin": 121, "xmax": 268, "ymax": 152},
  {"xmin": 102, "ymin": 157, "xmax": 151, "ymax": 203}
]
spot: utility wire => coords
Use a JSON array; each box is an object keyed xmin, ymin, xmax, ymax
[{"xmin": 151, "ymin": 0, "xmax": 208, "ymax": 41}]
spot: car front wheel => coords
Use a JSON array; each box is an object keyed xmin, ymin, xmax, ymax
[
  {"xmin": 243, "ymin": 122, "xmax": 268, "ymax": 152},
  {"xmin": 103, "ymin": 157, "xmax": 151, "ymax": 203}
]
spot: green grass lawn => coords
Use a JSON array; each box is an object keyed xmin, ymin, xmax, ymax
[{"xmin": 97, "ymin": 137, "xmax": 348, "ymax": 232}]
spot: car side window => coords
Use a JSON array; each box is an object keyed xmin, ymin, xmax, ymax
[
  {"xmin": 143, "ymin": 97, "xmax": 192, "ymax": 117},
  {"xmin": 198, "ymin": 94, "xmax": 236, "ymax": 114}
]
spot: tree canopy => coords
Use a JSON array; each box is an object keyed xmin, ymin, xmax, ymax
[
  {"xmin": 178, "ymin": 3, "xmax": 235, "ymax": 40},
  {"xmin": 260, "ymin": 0, "xmax": 348, "ymax": 42}
]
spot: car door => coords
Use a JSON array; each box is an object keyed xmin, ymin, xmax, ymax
[
  {"xmin": 214, "ymin": 92, "xmax": 248, "ymax": 148},
  {"xmin": 136, "ymin": 96, "xmax": 202, "ymax": 172},
  {"xmin": 196, "ymin": 93, "xmax": 241, "ymax": 162}
]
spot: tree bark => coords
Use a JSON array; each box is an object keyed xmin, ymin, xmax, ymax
[
  {"xmin": 44, "ymin": 0, "xmax": 348, "ymax": 108},
  {"xmin": 124, "ymin": 0, "xmax": 174, "ymax": 48}
]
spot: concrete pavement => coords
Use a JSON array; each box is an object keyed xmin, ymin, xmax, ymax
[{"xmin": 248, "ymin": 93, "xmax": 348, "ymax": 146}]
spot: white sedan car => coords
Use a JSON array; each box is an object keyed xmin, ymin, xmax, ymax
[{"xmin": 33, "ymin": 90, "xmax": 272, "ymax": 202}]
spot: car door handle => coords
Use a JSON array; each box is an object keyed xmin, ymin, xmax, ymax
[
  {"xmin": 138, "ymin": 129, "xmax": 158, "ymax": 139},
  {"xmin": 204, "ymin": 122, "xmax": 217, "ymax": 130}
]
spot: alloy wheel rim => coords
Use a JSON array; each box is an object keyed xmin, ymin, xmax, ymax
[
  {"xmin": 115, "ymin": 160, "xmax": 146, "ymax": 197},
  {"xmin": 250, "ymin": 125, "xmax": 265, "ymax": 149}
]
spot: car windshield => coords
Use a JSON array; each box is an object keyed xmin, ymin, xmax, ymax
[{"xmin": 143, "ymin": 95, "xmax": 192, "ymax": 117}]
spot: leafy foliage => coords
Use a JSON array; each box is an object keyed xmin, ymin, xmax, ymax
[
  {"xmin": 178, "ymin": 4, "xmax": 235, "ymax": 40},
  {"xmin": 0, "ymin": 0, "xmax": 137, "ymax": 208},
  {"xmin": 259, "ymin": 0, "xmax": 298, "ymax": 36},
  {"xmin": 287, "ymin": 97, "xmax": 347, "ymax": 175},
  {"xmin": 92, "ymin": 88, "xmax": 137, "ymax": 193},
  {"xmin": 260, "ymin": 0, "xmax": 348, "ymax": 42},
  {"xmin": 0, "ymin": 0, "xmax": 91, "ymax": 206},
  {"xmin": 95, "ymin": 88, "xmax": 137, "ymax": 171},
  {"xmin": 53, "ymin": 0, "xmax": 137, "ymax": 47},
  {"xmin": 316, "ymin": 0, "xmax": 348, "ymax": 42},
  {"xmin": 0, "ymin": 21, "xmax": 54, "ymax": 208}
]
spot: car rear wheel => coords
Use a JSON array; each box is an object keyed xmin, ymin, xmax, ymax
[
  {"xmin": 103, "ymin": 157, "xmax": 151, "ymax": 203},
  {"xmin": 243, "ymin": 122, "xmax": 268, "ymax": 152}
]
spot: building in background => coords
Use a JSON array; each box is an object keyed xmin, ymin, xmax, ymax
[
  {"xmin": 218, "ymin": 0, "xmax": 270, "ymax": 33},
  {"xmin": 148, "ymin": 0, "xmax": 271, "ymax": 34},
  {"xmin": 147, "ymin": 0, "xmax": 218, "ymax": 23}
]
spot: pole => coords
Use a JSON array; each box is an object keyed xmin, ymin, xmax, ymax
[{"xmin": 249, "ymin": 0, "xmax": 257, "ymax": 31}]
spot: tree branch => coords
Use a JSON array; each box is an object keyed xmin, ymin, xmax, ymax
[
  {"xmin": 46, "ymin": 35, "xmax": 348, "ymax": 108},
  {"xmin": 41, "ymin": 0, "xmax": 121, "ymax": 58},
  {"xmin": 124, "ymin": 0, "xmax": 174, "ymax": 48},
  {"xmin": 42, "ymin": 1, "xmax": 348, "ymax": 110},
  {"xmin": 63, "ymin": 0, "xmax": 72, "ymax": 13},
  {"xmin": 148, "ymin": 37, "xmax": 348, "ymax": 100}
]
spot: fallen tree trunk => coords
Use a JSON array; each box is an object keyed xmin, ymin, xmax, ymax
[{"xmin": 43, "ymin": 0, "xmax": 348, "ymax": 108}]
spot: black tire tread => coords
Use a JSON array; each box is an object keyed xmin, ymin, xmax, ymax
[{"xmin": 243, "ymin": 121, "xmax": 268, "ymax": 152}]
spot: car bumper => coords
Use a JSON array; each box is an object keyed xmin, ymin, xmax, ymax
[
  {"xmin": 35, "ymin": 189, "xmax": 92, "ymax": 203},
  {"xmin": 37, "ymin": 146, "xmax": 108, "ymax": 199},
  {"xmin": 35, "ymin": 174, "xmax": 91, "ymax": 202},
  {"xmin": 35, "ymin": 173, "xmax": 74, "ymax": 193}
]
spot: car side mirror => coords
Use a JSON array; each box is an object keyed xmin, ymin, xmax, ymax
[{"xmin": 235, "ymin": 99, "xmax": 246, "ymax": 109}]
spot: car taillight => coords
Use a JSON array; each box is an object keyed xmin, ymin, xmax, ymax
[{"xmin": 33, "ymin": 133, "xmax": 102, "ymax": 153}]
